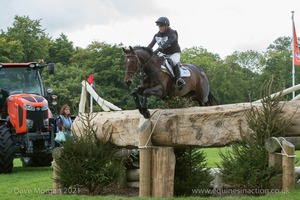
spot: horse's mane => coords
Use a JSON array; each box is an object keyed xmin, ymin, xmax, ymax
[
  {"xmin": 133, "ymin": 46, "xmax": 154, "ymax": 55},
  {"xmin": 132, "ymin": 46, "xmax": 162, "ymax": 63}
]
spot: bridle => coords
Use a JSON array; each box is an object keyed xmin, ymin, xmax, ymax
[
  {"xmin": 124, "ymin": 54, "xmax": 141, "ymax": 79},
  {"xmin": 124, "ymin": 51, "xmax": 161, "ymax": 79}
]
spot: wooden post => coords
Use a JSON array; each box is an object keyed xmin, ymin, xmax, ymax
[
  {"xmin": 266, "ymin": 137, "xmax": 283, "ymax": 189},
  {"xmin": 139, "ymin": 119, "xmax": 152, "ymax": 197},
  {"xmin": 282, "ymin": 140, "xmax": 295, "ymax": 189},
  {"xmin": 268, "ymin": 153, "xmax": 282, "ymax": 189},
  {"xmin": 52, "ymin": 160, "xmax": 62, "ymax": 194},
  {"xmin": 151, "ymin": 147, "xmax": 175, "ymax": 197},
  {"xmin": 52, "ymin": 147, "xmax": 63, "ymax": 194}
]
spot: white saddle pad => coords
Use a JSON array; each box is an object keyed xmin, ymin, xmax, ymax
[
  {"xmin": 163, "ymin": 61, "xmax": 191, "ymax": 77},
  {"xmin": 180, "ymin": 66, "xmax": 191, "ymax": 77}
]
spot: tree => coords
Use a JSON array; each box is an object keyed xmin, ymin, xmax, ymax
[
  {"xmin": 42, "ymin": 63, "xmax": 85, "ymax": 114},
  {"xmin": 0, "ymin": 37, "xmax": 24, "ymax": 62},
  {"xmin": 229, "ymin": 50, "xmax": 266, "ymax": 74},
  {"xmin": 75, "ymin": 42, "xmax": 134, "ymax": 110},
  {"xmin": 48, "ymin": 33, "xmax": 75, "ymax": 65},
  {"xmin": 181, "ymin": 47, "xmax": 251, "ymax": 104},
  {"xmin": 261, "ymin": 36, "xmax": 300, "ymax": 98},
  {"xmin": 4, "ymin": 15, "xmax": 50, "ymax": 62},
  {"xmin": 224, "ymin": 51, "xmax": 264, "ymax": 102}
]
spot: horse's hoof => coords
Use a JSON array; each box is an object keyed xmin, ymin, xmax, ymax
[
  {"xmin": 138, "ymin": 108, "xmax": 143, "ymax": 115},
  {"xmin": 131, "ymin": 88, "xmax": 139, "ymax": 95},
  {"xmin": 143, "ymin": 110, "xmax": 150, "ymax": 119}
]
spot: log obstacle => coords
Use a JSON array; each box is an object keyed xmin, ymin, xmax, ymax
[
  {"xmin": 126, "ymin": 169, "xmax": 139, "ymax": 188},
  {"xmin": 71, "ymin": 100, "xmax": 300, "ymax": 197},
  {"xmin": 73, "ymin": 100, "xmax": 300, "ymax": 148},
  {"xmin": 265, "ymin": 137, "xmax": 298, "ymax": 190}
]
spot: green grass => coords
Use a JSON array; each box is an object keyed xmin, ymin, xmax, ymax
[
  {"xmin": 203, "ymin": 147, "xmax": 230, "ymax": 168},
  {"xmin": 203, "ymin": 148, "xmax": 300, "ymax": 168},
  {"xmin": 0, "ymin": 149, "xmax": 299, "ymax": 199}
]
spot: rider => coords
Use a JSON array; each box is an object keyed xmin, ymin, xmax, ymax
[{"xmin": 148, "ymin": 16, "xmax": 185, "ymax": 90}]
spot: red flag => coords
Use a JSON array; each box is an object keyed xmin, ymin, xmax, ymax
[
  {"xmin": 293, "ymin": 22, "xmax": 300, "ymax": 66},
  {"xmin": 87, "ymin": 74, "xmax": 94, "ymax": 84}
]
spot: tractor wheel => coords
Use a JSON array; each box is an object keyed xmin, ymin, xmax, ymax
[{"xmin": 0, "ymin": 125, "xmax": 14, "ymax": 173}]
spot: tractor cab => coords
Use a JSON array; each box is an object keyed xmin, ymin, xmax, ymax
[{"xmin": 0, "ymin": 62, "xmax": 57, "ymax": 173}]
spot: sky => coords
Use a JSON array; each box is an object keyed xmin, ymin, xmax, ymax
[{"xmin": 1, "ymin": 0, "xmax": 300, "ymax": 59}]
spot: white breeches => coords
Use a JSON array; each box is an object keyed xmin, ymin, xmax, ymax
[{"xmin": 166, "ymin": 52, "xmax": 180, "ymax": 66}]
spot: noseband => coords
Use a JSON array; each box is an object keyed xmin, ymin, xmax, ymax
[{"xmin": 125, "ymin": 52, "xmax": 153, "ymax": 78}]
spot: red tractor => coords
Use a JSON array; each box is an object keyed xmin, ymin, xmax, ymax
[{"xmin": 0, "ymin": 62, "xmax": 57, "ymax": 173}]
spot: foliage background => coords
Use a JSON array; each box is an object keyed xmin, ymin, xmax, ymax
[{"xmin": 1, "ymin": 15, "xmax": 300, "ymax": 114}]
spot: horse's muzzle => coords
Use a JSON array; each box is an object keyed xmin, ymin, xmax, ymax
[{"xmin": 125, "ymin": 80, "xmax": 132, "ymax": 86}]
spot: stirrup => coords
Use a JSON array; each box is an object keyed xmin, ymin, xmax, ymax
[{"xmin": 176, "ymin": 78, "xmax": 185, "ymax": 90}]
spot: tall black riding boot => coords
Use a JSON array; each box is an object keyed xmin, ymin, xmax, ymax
[{"xmin": 173, "ymin": 63, "xmax": 185, "ymax": 90}]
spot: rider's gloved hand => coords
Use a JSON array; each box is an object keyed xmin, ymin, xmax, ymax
[{"xmin": 153, "ymin": 47, "xmax": 163, "ymax": 54}]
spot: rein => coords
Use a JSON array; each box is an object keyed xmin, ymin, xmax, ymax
[{"xmin": 125, "ymin": 52, "xmax": 160, "ymax": 79}]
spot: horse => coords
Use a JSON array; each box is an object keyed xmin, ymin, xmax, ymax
[{"xmin": 122, "ymin": 46, "xmax": 217, "ymax": 118}]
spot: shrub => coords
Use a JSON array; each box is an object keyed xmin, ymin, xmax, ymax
[
  {"xmin": 174, "ymin": 148, "xmax": 213, "ymax": 196},
  {"xmin": 55, "ymin": 113, "xmax": 125, "ymax": 195}
]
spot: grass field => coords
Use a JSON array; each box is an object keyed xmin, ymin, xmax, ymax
[
  {"xmin": 203, "ymin": 148, "xmax": 300, "ymax": 168},
  {"xmin": 0, "ymin": 148, "xmax": 299, "ymax": 199}
]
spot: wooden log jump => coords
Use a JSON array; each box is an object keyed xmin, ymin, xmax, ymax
[
  {"xmin": 71, "ymin": 100, "xmax": 300, "ymax": 197},
  {"xmin": 73, "ymin": 100, "xmax": 300, "ymax": 148}
]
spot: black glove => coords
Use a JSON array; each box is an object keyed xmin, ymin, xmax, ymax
[{"xmin": 153, "ymin": 47, "xmax": 163, "ymax": 54}]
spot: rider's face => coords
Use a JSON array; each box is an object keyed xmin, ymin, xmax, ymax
[{"xmin": 158, "ymin": 24, "xmax": 167, "ymax": 33}]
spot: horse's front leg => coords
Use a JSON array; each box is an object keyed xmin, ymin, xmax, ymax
[
  {"xmin": 131, "ymin": 87, "xmax": 142, "ymax": 110},
  {"xmin": 137, "ymin": 85, "xmax": 164, "ymax": 119},
  {"xmin": 131, "ymin": 86, "xmax": 150, "ymax": 118},
  {"xmin": 140, "ymin": 96, "xmax": 150, "ymax": 118}
]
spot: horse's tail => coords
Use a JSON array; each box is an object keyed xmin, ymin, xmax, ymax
[{"xmin": 205, "ymin": 91, "xmax": 219, "ymax": 106}]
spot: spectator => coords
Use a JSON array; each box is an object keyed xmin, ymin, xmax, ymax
[{"xmin": 57, "ymin": 104, "xmax": 73, "ymax": 140}]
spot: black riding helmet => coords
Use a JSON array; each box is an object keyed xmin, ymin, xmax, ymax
[{"xmin": 155, "ymin": 17, "xmax": 170, "ymax": 26}]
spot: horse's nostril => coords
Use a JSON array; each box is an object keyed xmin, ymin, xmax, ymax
[{"xmin": 125, "ymin": 80, "xmax": 132, "ymax": 86}]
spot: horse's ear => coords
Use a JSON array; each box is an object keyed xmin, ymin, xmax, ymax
[
  {"xmin": 129, "ymin": 46, "xmax": 134, "ymax": 53},
  {"xmin": 122, "ymin": 47, "xmax": 128, "ymax": 54}
]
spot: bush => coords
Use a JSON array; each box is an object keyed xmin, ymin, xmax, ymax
[
  {"xmin": 55, "ymin": 113, "xmax": 125, "ymax": 195},
  {"xmin": 174, "ymin": 148, "xmax": 213, "ymax": 196}
]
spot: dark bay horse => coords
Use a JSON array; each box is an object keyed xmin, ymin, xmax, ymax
[{"xmin": 122, "ymin": 46, "xmax": 217, "ymax": 118}]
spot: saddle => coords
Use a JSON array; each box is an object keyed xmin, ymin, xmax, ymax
[{"xmin": 161, "ymin": 58, "xmax": 191, "ymax": 78}]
